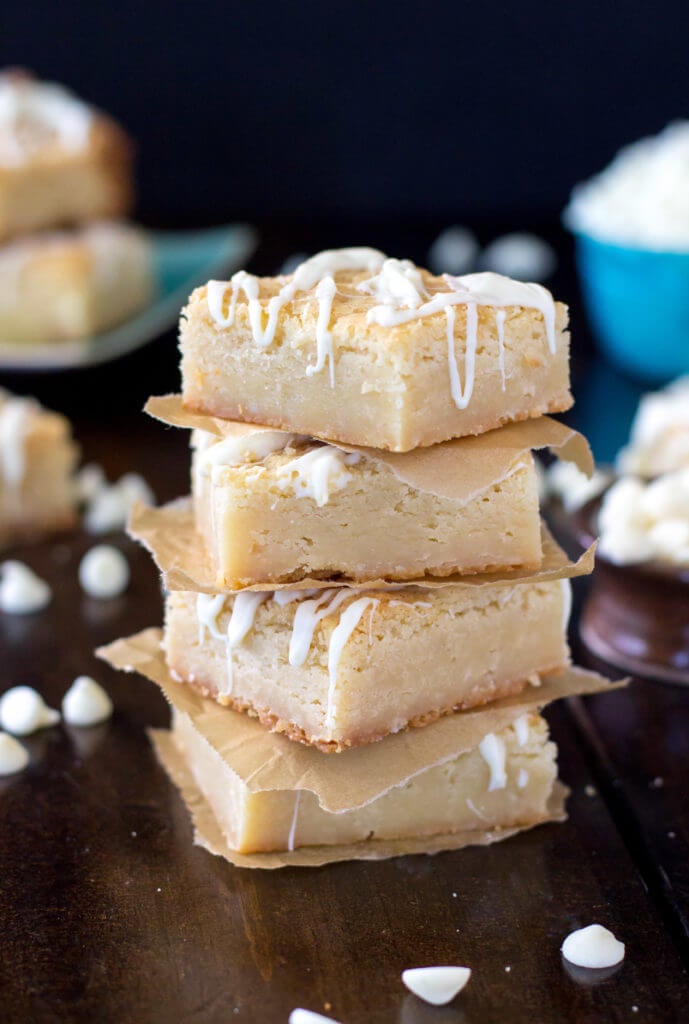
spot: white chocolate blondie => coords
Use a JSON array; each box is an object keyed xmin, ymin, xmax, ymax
[
  {"xmin": 0, "ymin": 71, "xmax": 133, "ymax": 242},
  {"xmin": 191, "ymin": 427, "xmax": 541, "ymax": 587},
  {"xmin": 0, "ymin": 389, "xmax": 79, "ymax": 544},
  {"xmin": 170, "ymin": 707, "xmax": 557, "ymax": 854},
  {"xmin": 180, "ymin": 249, "xmax": 571, "ymax": 451},
  {"xmin": 164, "ymin": 579, "xmax": 571, "ymax": 751},
  {"xmin": 0, "ymin": 223, "xmax": 154, "ymax": 344}
]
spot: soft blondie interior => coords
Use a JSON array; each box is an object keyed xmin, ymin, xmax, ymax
[{"xmin": 192, "ymin": 428, "xmax": 542, "ymax": 587}]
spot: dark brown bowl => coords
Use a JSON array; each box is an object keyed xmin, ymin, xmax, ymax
[{"xmin": 571, "ymin": 492, "xmax": 689, "ymax": 684}]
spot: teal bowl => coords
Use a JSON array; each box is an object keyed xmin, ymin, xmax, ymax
[{"xmin": 573, "ymin": 232, "xmax": 689, "ymax": 382}]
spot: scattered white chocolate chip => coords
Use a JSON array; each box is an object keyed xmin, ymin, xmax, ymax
[
  {"xmin": 289, "ymin": 1010, "xmax": 342, "ymax": 1024},
  {"xmin": 561, "ymin": 924, "xmax": 625, "ymax": 969},
  {"xmin": 62, "ymin": 676, "xmax": 113, "ymax": 727},
  {"xmin": 84, "ymin": 473, "xmax": 155, "ymax": 533},
  {"xmin": 0, "ymin": 561, "xmax": 52, "ymax": 613},
  {"xmin": 0, "ymin": 686, "xmax": 60, "ymax": 736},
  {"xmin": 117, "ymin": 472, "xmax": 155, "ymax": 507},
  {"xmin": 481, "ymin": 232, "xmax": 556, "ymax": 282},
  {"xmin": 402, "ymin": 966, "xmax": 472, "ymax": 1006},
  {"xmin": 78, "ymin": 545, "xmax": 130, "ymax": 599},
  {"xmin": 0, "ymin": 732, "xmax": 29, "ymax": 775},
  {"xmin": 428, "ymin": 226, "xmax": 479, "ymax": 275},
  {"xmin": 75, "ymin": 462, "xmax": 106, "ymax": 504}
]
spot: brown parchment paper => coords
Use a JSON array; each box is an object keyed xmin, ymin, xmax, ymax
[
  {"xmin": 145, "ymin": 394, "xmax": 594, "ymax": 502},
  {"xmin": 128, "ymin": 499, "xmax": 596, "ymax": 594},
  {"xmin": 98, "ymin": 628, "xmax": 624, "ymax": 814},
  {"xmin": 150, "ymin": 727, "xmax": 569, "ymax": 869}
]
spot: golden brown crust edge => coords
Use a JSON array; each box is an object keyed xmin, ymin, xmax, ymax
[
  {"xmin": 181, "ymin": 392, "xmax": 573, "ymax": 453},
  {"xmin": 167, "ymin": 667, "xmax": 568, "ymax": 753}
]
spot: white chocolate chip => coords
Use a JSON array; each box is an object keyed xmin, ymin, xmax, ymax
[
  {"xmin": 62, "ymin": 676, "xmax": 113, "ymax": 727},
  {"xmin": 78, "ymin": 545, "xmax": 130, "ymax": 599},
  {"xmin": 75, "ymin": 462, "xmax": 106, "ymax": 504},
  {"xmin": 117, "ymin": 472, "xmax": 155, "ymax": 507},
  {"xmin": 481, "ymin": 232, "xmax": 556, "ymax": 282},
  {"xmin": 84, "ymin": 485, "xmax": 131, "ymax": 533},
  {"xmin": 0, "ymin": 732, "xmax": 29, "ymax": 775},
  {"xmin": 561, "ymin": 924, "xmax": 625, "ymax": 969},
  {"xmin": 428, "ymin": 226, "xmax": 479, "ymax": 275},
  {"xmin": 289, "ymin": 1011, "xmax": 342, "ymax": 1024},
  {"xmin": 0, "ymin": 686, "xmax": 60, "ymax": 736},
  {"xmin": 0, "ymin": 561, "xmax": 51, "ymax": 613},
  {"xmin": 84, "ymin": 473, "xmax": 155, "ymax": 533},
  {"xmin": 402, "ymin": 966, "xmax": 472, "ymax": 1006}
]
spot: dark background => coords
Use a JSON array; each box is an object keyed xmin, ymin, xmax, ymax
[{"xmin": 2, "ymin": 0, "xmax": 688, "ymax": 225}]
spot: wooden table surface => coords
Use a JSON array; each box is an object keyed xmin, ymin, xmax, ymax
[{"xmin": 1, "ymin": 226, "xmax": 688, "ymax": 1023}]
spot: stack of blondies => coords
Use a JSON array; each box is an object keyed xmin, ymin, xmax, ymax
[{"xmin": 105, "ymin": 248, "xmax": 612, "ymax": 867}]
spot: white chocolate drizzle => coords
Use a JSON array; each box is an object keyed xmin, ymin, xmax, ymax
[
  {"xmin": 276, "ymin": 447, "xmax": 360, "ymax": 506},
  {"xmin": 197, "ymin": 593, "xmax": 227, "ymax": 642},
  {"xmin": 466, "ymin": 797, "xmax": 491, "ymax": 823},
  {"xmin": 366, "ymin": 270, "xmax": 556, "ymax": 411},
  {"xmin": 206, "ymin": 250, "xmax": 557, "ymax": 406},
  {"xmin": 325, "ymin": 596, "xmax": 379, "ymax": 730},
  {"xmin": 517, "ymin": 768, "xmax": 529, "ymax": 789},
  {"xmin": 289, "ymin": 589, "xmax": 352, "ymax": 666},
  {"xmin": 195, "ymin": 585, "xmax": 403, "ymax": 731},
  {"xmin": 478, "ymin": 732, "xmax": 507, "ymax": 791},
  {"xmin": 223, "ymin": 592, "xmax": 269, "ymax": 695},
  {"xmin": 287, "ymin": 790, "xmax": 301, "ymax": 852},
  {"xmin": 206, "ymin": 248, "xmax": 386, "ymax": 387},
  {"xmin": 197, "ymin": 429, "xmax": 300, "ymax": 473},
  {"xmin": 561, "ymin": 578, "xmax": 573, "ymax": 632}
]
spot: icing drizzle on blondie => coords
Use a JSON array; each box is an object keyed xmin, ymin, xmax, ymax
[
  {"xmin": 196, "ymin": 584, "xmax": 431, "ymax": 736},
  {"xmin": 206, "ymin": 249, "xmax": 557, "ymax": 408}
]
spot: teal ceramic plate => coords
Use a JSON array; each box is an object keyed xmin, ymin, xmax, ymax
[{"xmin": 0, "ymin": 223, "xmax": 257, "ymax": 371}]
